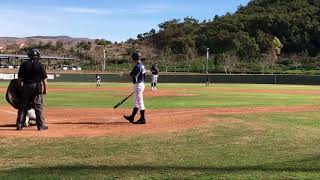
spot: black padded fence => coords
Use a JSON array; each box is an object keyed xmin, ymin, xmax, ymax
[
  {"xmin": 2, "ymin": 73, "xmax": 320, "ymax": 85},
  {"xmin": 51, "ymin": 74, "xmax": 320, "ymax": 85}
]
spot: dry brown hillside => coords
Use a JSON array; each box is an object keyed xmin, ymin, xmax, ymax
[{"xmin": 0, "ymin": 36, "xmax": 160, "ymax": 72}]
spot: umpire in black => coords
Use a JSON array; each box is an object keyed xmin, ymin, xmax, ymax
[{"xmin": 16, "ymin": 49, "xmax": 48, "ymax": 131}]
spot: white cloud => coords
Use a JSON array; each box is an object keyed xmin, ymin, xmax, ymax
[
  {"xmin": 61, "ymin": 3, "xmax": 171, "ymax": 16},
  {"xmin": 0, "ymin": 9, "xmax": 65, "ymax": 37},
  {"xmin": 140, "ymin": 3, "xmax": 169, "ymax": 11},
  {"xmin": 62, "ymin": 7, "xmax": 112, "ymax": 15},
  {"xmin": 2, "ymin": 9, "xmax": 57, "ymax": 22}
]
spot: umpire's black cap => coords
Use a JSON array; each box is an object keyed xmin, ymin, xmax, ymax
[{"xmin": 132, "ymin": 52, "xmax": 141, "ymax": 61}]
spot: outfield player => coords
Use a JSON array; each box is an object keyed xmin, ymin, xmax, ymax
[
  {"xmin": 206, "ymin": 77, "xmax": 211, "ymax": 87},
  {"xmin": 124, "ymin": 52, "xmax": 147, "ymax": 125},
  {"xmin": 150, "ymin": 63, "xmax": 159, "ymax": 91},
  {"xmin": 96, "ymin": 74, "xmax": 101, "ymax": 88}
]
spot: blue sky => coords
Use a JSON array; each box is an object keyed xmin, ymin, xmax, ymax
[{"xmin": 0, "ymin": 0, "xmax": 250, "ymax": 41}]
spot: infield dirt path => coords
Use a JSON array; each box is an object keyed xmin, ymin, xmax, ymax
[{"xmin": 0, "ymin": 105, "xmax": 319, "ymax": 138}]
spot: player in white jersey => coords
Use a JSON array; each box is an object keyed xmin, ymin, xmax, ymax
[
  {"xmin": 124, "ymin": 52, "xmax": 147, "ymax": 125},
  {"xmin": 150, "ymin": 63, "xmax": 159, "ymax": 91}
]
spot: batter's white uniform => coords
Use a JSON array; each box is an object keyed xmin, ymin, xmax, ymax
[
  {"xmin": 133, "ymin": 83, "xmax": 145, "ymax": 110},
  {"xmin": 131, "ymin": 63, "xmax": 146, "ymax": 110}
]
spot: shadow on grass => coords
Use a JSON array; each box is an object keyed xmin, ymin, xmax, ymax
[
  {"xmin": 2, "ymin": 156, "xmax": 320, "ymax": 179},
  {"xmin": 2, "ymin": 160, "xmax": 320, "ymax": 176}
]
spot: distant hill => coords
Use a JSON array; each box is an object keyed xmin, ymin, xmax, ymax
[
  {"xmin": 0, "ymin": 35, "xmax": 158, "ymax": 72},
  {"xmin": 0, "ymin": 36, "xmax": 93, "ymax": 49}
]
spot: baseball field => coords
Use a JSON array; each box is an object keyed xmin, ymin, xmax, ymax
[{"xmin": 1, "ymin": 82, "xmax": 320, "ymax": 179}]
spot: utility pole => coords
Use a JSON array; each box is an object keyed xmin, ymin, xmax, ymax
[
  {"xmin": 206, "ymin": 48, "xmax": 209, "ymax": 74},
  {"xmin": 103, "ymin": 50, "xmax": 107, "ymax": 71}
]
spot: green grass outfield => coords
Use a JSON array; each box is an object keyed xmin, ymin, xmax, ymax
[
  {"xmin": 1, "ymin": 83, "xmax": 320, "ymax": 179},
  {"xmin": 1, "ymin": 82, "xmax": 320, "ymax": 109}
]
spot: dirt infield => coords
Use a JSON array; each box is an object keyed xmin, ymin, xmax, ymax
[{"xmin": 0, "ymin": 105, "xmax": 319, "ymax": 138}]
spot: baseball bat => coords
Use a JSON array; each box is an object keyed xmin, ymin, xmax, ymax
[{"xmin": 113, "ymin": 92, "xmax": 135, "ymax": 109}]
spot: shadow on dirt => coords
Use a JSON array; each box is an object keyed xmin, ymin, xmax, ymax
[
  {"xmin": 0, "ymin": 124, "xmax": 16, "ymax": 128},
  {"xmin": 51, "ymin": 122, "xmax": 129, "ymax": 125}
]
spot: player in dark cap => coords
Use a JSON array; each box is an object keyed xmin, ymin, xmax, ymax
[
  {"xmin": 124, "ymin": 52, "xmax": 147, "ymax": 124},
  {"xmin": 16, "ymin": 49, "xmax": 48, "ymax": 131}
]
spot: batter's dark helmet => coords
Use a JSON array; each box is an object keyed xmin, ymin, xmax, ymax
[
  {"xmin": 28, "ymin": 49, "xmax": 41, "ymax": 60},
  {"xmin": 132, "ymin": 52, "xmax": 141, "ymax": 61}
]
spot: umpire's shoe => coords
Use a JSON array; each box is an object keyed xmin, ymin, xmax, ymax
[
  {"xmin": 38, "ymin": 125, "xmax": 48, "ymax": 131},
  {"xmin": 16, "ymin": 126, "xmax": 23, "ymax": 131}
]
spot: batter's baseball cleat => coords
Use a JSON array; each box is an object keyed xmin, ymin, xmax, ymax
[
  {"xmin": 16, "ymin": 126, "xmax": 23, "ymax": 131},
  {"xmin": 133, "ymin": 110, "xmax": 146, "ymax": 124},
  {"xmin": 124, "ymin": 108, "xmax": 139, "ymax": 123},
  {"xmin": 133, "ymin": 118, "xmax": 146, "ymax": 125},
  {"xmin": 124, "ymin": 116, "xmax": 134, "ymax": 123}
]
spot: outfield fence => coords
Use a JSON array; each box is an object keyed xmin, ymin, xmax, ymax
[{"xmin": 1, "ymin": 73, "xmax": 320, "ymax": 85}]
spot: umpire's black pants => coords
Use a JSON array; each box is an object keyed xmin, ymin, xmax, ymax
[{"xmin": 17, "ymin": 83, "xmax": 45, "ymax": 129}]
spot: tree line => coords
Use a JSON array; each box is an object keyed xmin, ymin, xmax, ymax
[
  {"xmin": 137, "ymin": 0, "xmax": 320, "ymax": 74},
  {"xmin": 3, "ymin": 0, "xmax": 320, "ymax": 74}
]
